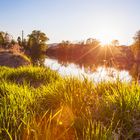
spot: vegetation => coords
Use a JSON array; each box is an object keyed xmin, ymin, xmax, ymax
[
  {"xmin": 25, "ymin": 30, "xmax": 49, "ymax": 65},
  {"xmin": 47, "ymin": 39, "xmax": 131, "ymax": 68},
  {"xmin": 0, "ymin": 30, "xmax": 49, "ymax": 66},
  {"xmin": 0, "ymin": 30, "xmax": 138, "ymax": 66},
  {"xmin": 0, "ymin": 32, "xmax": 13, "ymax": 48},
  {"xmin": 1, "ymin": 30, "xmax": 140, "ymax": 139},
  {"xmin": 131, "ymin": 30, "xmax": 140, "ymax": 61},
  {"xmin": 1, "ymin": 66, "xmax": 140, "ymax": 139}
]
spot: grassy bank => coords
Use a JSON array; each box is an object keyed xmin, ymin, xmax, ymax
[
  {"xmin": 0, "ymin": 48, "xmax": 31, "ymax": 68},
  {"xmin": 0, "ymin": 66, "xmax": 140, "ymax": 139}
]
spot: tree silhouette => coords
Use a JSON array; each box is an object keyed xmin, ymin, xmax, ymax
[
  {"xmin": 17, "ymin": 36, "xmax": 22, "ymax": 46},
  {"xmin": 27, "ymin": 30, "xmax": 49, "ymax": 65},
  {"xmin": 0, "ymin": 32, "xmax": 5, "ymax": 46},
  {"xmin": 111, "ymin": 40, "xmax": 119, "ymax": 47},
  {"xmin": 0, "ymin": 31, "xmax": 12, "ymax": 48},
  {"xmin": 132, "ymin": 30, "xmax": 140, "ymax": 61},
  {"xmin": 86, "ymin": 38, "xmax": 100, "ymax": 46}
]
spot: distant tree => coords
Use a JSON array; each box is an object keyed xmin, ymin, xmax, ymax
[
  {"xmin": 86, "ymin": 38, "xmax": 100, "ymax": 46},
  {"xmin": 132, "ymin": 30, "xmax": 140, "ymax": 50},
  {"xmin": 132, "ymin": 30, "xmax": 140, "ymax": 61},
  {"xmin": 134, "ymin": 30, "xmax": 140, "ymax": 42},
  {"xmin": 0, "ymin": 32, "xmax": 5, "ymax": 46},
  {"xmin": 11, "ymin": 39, "xmax": 16, "ymax": 45},
  {"xmin": 78, "ymin": 40, "xmax": 85, "ymax": 45},
  {"xmin": 57, "ymin": 40, "xmax": 71, "ymax": 56},
  {"xmin": 0, "ymin": 32, "xmax": 12, "ymax": 48},
  {"xmin": 27, "ymin": 30, "xmax": 49, "ymax": 65},
  {"xmin": 5, "ymin": 33, "xmax": 12, "ymax": 43},
  {"xmin": 86, "ymin": 38, "xmax": 93, "ymax": 45},
  {"xmin": 111, "ymin": 40, "xmax": 119, "ymax": 47},
  {"xmin": 59, "ymin": 40, "xmax": 70, "ymax": 48},
  {"xmin": 17, "ymin": 36, "xmax": 22, "ymax": 46},
  {"xmin": 28, "ymin": 30, "xmax": 49, "ymax": 52},
  {"xmin": 22, "ymin": 39, "xmax": 28, "ymax": 50}
]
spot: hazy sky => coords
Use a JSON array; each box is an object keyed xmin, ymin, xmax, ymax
[{"xmin": 0, "ymin": 0, "xmax": 140, "ymax": 45}]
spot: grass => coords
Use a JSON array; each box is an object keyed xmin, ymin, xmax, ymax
[{"xmin": 0, "ymin": 66, "xmax": 140, "ymax": 139}]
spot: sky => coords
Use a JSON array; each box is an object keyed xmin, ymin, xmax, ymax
[{"xmin": 0, "ymin": 0, "xmax": 140, "ymax": 45}]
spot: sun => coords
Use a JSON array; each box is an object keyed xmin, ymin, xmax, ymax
[
  {"xmin": 95, "ymin": 20, "xmax": 120, "ymax": 46},
  {"xmin": 100, "ymin": 36, "xmax": 113, "ymax": 46},
  {"xmin": 98, "ymin": 32, "xmax": 117, "ymax": 46}
]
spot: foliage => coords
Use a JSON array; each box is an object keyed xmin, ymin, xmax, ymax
[
  {"xmin": 47, "ymin": 39, "xmax": 103, "ymax": 64},
  {"xmin": 0, "ymin": 32, "xmax": 5, "ymax": 45},
  {"xmin": 131, "ymin": 30, "xmax": 140, "ymax": 55},
  {"xmin": 0, "ymin": 31, "xmax": 12, "ymax": 47},
  {"xmin": 27, "ymin": 30, "xmax": 49, "ymax": 65},
  {"xmin": 111, "ymin": 40, "xmax": 119, "ymax": 47},
  {"xmin": 86, "ymin": 38, "xmax": 100, "ymax": 46},
  {"xmin": 28, "ymin": 30, "xmax": 49, "ymax": 52},
  {"xmin": 17, "ymin": 36, "xmax": 22, "ymax": 46}
]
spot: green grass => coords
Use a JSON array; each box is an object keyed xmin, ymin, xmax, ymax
[{"xmin": 0, "ymin": 66, "xmax": 140, "ymax": 139}]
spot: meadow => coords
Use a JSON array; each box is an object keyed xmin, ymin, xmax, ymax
[{"xmin": 0, "ymin": 66, "xmax": 140, "ymax": 140}]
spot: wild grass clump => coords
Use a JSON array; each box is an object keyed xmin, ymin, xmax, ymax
[
  {"xmin": 0, "ymin": 66, "xmax": 61, "ymax": 87},
  {"xmin": 1, "ymin": 66, "xmax": 140, "ymax": 139},
  {"xmin": 0, "ymin": 80, "xmax": 34, "ymax": 139},
  {"xmin": 25, "ymin": 78, "xmax": 140, "ymax": 139}
]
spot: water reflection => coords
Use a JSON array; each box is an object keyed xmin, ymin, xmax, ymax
[
  {"xmin": 31, "ymin": 53, "xmax": 46, "ymax": 66},
  {"xmin": 44, "ymin": 58, "xmax": 132, "ymax": 83}
]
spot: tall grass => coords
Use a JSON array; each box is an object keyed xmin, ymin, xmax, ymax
[{"xmin": 0, "ymin": 66, "xmax": 140, "ymax": 139}]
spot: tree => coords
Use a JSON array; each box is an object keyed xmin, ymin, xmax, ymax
[
  {"xmin": 22, "ymin": 39, "xmax": 28, "ymax": 50},
  {"xmin": 132, "ymin": 30, "xmax": 140, "ymax": 51},
  {"xmin": 86, "ymin": 38, "xmax": 100, "ymax": 46},
  {"xmin": 4, "ymin": 33, "xmax": 12, "ymax": 44},
  {"xmin": 0, "ymin": 31, "xmax": 12, "ymax": 48},
  {"xmin": 17, "ymin": 36, "xmax": 22, "ymax": 46},
  {"xmin": 0, "ymin": 32, "xmax": 4, "ymax": 46},
  {"xmin": 59, "ymin": 40, "xmax": 70, "ymax": 48},
  {"xmin": 111, "ymin": 40, "xmax": 119, "ymax": 47},
  {"xmin": 132, "ymin": 30, "xmax": 140, "ymax": 61},
  {"xmin": 28, "ymin": 30, "xmax": 49, "ymax": 52},
  {"xmin": 27, "ymin": 30, "xmax": 49, "ymax": 65},
  {"xmin": 11, "ymin": 39, "xmax": 16, "ymax": 45}
]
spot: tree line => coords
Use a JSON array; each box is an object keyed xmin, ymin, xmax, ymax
[
  {"xmin": 1, "ymin": 30, "xmax": 140, "ymax": 63},
  {"xmin": 47, "ymin": 30, "xmax": 140, "ymax": 62}
]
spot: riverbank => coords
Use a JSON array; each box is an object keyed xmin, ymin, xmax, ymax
[
  {"xmin": 0, "ymin": 45, "xmax": 31, "ymax": 67},
  {"xmin": 1, "ymin": 66, "xmax": 140, "ymax": 139}
]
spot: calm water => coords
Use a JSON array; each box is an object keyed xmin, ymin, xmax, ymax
[{"xmin": 44, "ymin": 58, "xmax": 132, "ymax": 83}]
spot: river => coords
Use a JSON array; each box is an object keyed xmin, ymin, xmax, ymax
[{"xmin": 44, "ymin": 58, "xmax": 133, "ymax": 83}]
